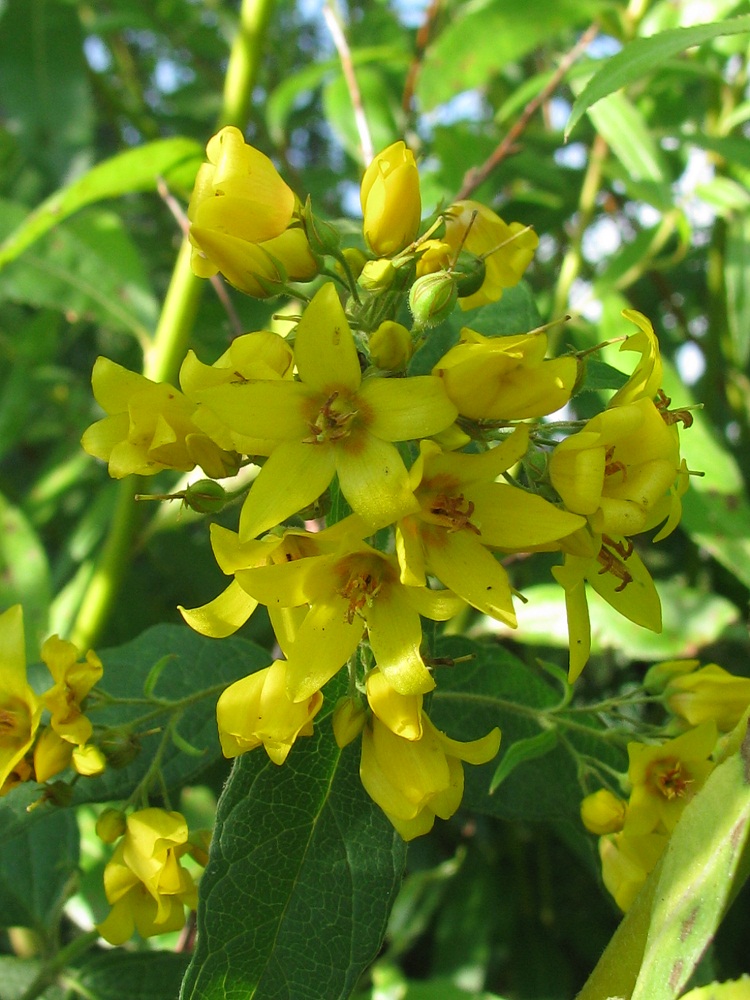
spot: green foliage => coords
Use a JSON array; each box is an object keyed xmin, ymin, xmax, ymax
[{"xmin": 1, "ymin": 0, "xmax": 750, "ymax": 997}]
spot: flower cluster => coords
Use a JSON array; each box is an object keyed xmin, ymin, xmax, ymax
[
  {"xmin": 0, "ymin": 604, "xmax": 105, "ymax": 796},
  {"xmin": 96, "ymin": 807, "xmax": 200, "ymax": 944},
  {"xmin": 81, "ymin": 130, "xmax": 692, "ymax": 838},
  {"xmin": 581, "ymin": 657, "xmax": 750, "ymax": 911}
]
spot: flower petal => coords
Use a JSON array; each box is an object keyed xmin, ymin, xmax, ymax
[
  {"xmin": 194, "ymin": 380, "xmax": 312, "ymax": 441},
  {"xmin": 360, "ymin": 376, "xmax": 457, "ymax": 441},
  {"xmin": 285, "ymin": 599, "xmax": 363, "ymax": 701},
  {"xmin": 366, "ymin": 589, "xmax": 435, "ymax": 696},
  {"xmin": 336, "ymin": 434, "xmax": 418, "ymax": 528},
  {"xmin": 426, "ymin": 530, "xmax": 516, "ymax": 626},
  {"xmin": 294, "ymin": 283, "xmax": 361, "ymax": 392},
  {"xmin": 239, "ymin": 440, "xmax": 336, "ymax": 539},
  {"xmin": 469, "ymin": 483, "xmax": 585, "ymax": 548},
  {"xmin": 178, "ymin": 580, "xmax": 258, "ymax": 638}
]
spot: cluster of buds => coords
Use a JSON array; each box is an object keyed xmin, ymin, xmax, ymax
[
  {"xmin": 0, "ymin": 604, "xmax": 106, "ymax": 799},
  {"xmin": 80, "ymin": 129, "xmax": 693, "ymax": 839},
  {"xmin": 581, "ymin": 658, "xmax": 750, "ymax": 911}
]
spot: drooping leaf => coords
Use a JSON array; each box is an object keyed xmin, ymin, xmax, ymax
[
  {"xmin": 180, "ymin": 719, "xmax": 406, "ymax": 1000},
  {"xmin": 566, "ymin": 16, "xmax": 750, "ymax": 138},
  {"xmin": 0, "ymin": 138, "xmax": 202, "ymax": 270},
  {"xmin": 490, "ymin": 728, "xmax": 559, "ymax": 793}
]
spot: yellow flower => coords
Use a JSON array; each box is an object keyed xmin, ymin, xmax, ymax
[
  {"xmin": 625, "ymin": 722, "xmax": 717, "ymax": 835},
  {"xmin": 664, "ymin": 664, "xmax": 750, "ymax": 732},
  {"xmin": 552, "ymin": 530, "xmax": 662, "ymax": 682},
  {"xmin": 97, "ymin": 808, "xmax": 198, "ymax": 945},
  {"xmin": 608, "ymin": 310, "xmax": 663, "ymax": 406},
  {"xmin": 188, "ymin": 126, "xmax": 317, "ymax": 296},
  {"xmin": 194, "ymin": 283, "xmax": 457, "ymax": 538},
  {"xmin": 360, "ymin": 141, "xmax": 421, "ymax": 256},
  {"xmin": 236, "ymin": 535, "xmax": 464, "ymax": 702},
  {"xmin": 396, "ymin": 431, "xmax": 585, "ymax": 625},
  {"xmin": 359, "ymin": 713, "xmax": 501, "ymax": 840},
  {"xmin": 580, "ymin": 788, "xmax": 627, "ymax": 835},
  {"xmin": 433, "ymin": 327, "xmax": 577, "ymax": 420},
  {"xmin": 0, "ymin": 605, "xmax": 42, "ymax": 794},
  {"xmin": 82, "ymin": 358, "xmax": 238, "ymax": 479},
  {"xmin": 179, "ymin": 523, "xmax": 344, "ymax": 640},
  {"xmin": 180, "ymin": 330, "xmax": 294, "ymax": 456},
  {"xmin": 440, "ymin": 200, "xmax": 539, "ymax": 310},
  {"xmin": 41, "ymin": 634, "xmax": 102, "ymax": 746},
  {"xmin": 216, "ymin": 659, "xmax": 323, "ymax": 765},
  {"xmin": 599, "ymin": 830, "xmax": 669, "ymax": 912},
  {"xmin": 368, "ymin": 320, "xmax": 413, "ymax": 371},
  {"xmin": 549, "ymin": 397, "xmax": 682, "ymax": 538}
]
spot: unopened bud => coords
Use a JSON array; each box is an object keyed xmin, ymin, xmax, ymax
[
  {"xmin": 409, "ymin": 271, "xmax": 458, "ymax": 329},
  {"xmin": 73, "ymin": 743, "xmax": 107, "ymax": 776},
  {"xmin": 337, "ymin": 247, "xmax": 368, "ymax": 282},
  {"xmin": 183, "ymin": 479, "xmax": 229, "ymax": 514},
  {"xmin": 302, "ymin": 197, "xmax": 341, "ymax": 257},
  {"xmin": 359, "ymin": 258, "xmax": 395, "ymax": 292},
  {"xmin": 100, "ymin": 731, "xmax": 141, "ymax": 769},
  {"xmin": 96, "ymin": 807, "xmax": 127, "ymax": 843},
  {"xmin": 43, "ymin": 781, "xmax": 75, "ymax": 808},
  {"xmin": 369, "ymin": 321, "xmax": 413, "ymax": 370},
  {"xmin": 453, "ymin": 251, "xmax": 486, "ymax": 297},
  {"xmin": 581, "ymin": 789, "xmax": 627, "ymax": 835},
  {"xmin": 332, "ymin": 697, "xmax": 367, "ymax": 748}
]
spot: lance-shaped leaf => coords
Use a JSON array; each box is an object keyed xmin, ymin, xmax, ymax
[{"xmin": 180, "ymin": 719, "xmax": 406, "ymax": 1000}]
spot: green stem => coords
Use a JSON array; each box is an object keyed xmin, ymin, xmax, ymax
[
  {"xmin": 18, "ymin": 931, "xmax": 99, "ymax": 1000},
  {"xmin": 71, "ymin": 0, "xmax": 275, "ymax": 648}
]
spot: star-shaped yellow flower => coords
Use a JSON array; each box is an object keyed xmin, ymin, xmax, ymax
[
  {"xmin": 236, "ymin": 535, "xmax": 465, "ymax": 702},
  {"xmin": 194, "ymin": 283, "xmax": 458, "ymax": 539},
  {"xmin": 396, "ymin": 429, "xmax": 585, "ymax": 624}
]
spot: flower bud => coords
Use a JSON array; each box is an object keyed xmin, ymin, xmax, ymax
[
  {"xmin": 43, "ymin": 781, "xmax": 75, "ymax": 808},
  {"xmin": 100, "ymin": 731, "xmax": 141, "ymax": 769},
  {"xmin": 96, "ymin": 808, "xmax": 127, "ymax": 843},
  {"xmin": 361, "ymin": 141, "xmax": 421, "ymax": 256},
  {"xmin": 301, "ymin": 197, "xmax": 341, "ymax": 257},
  {"xmin": 643, "ymin": 659, "xmax": 699, "ymax": 694},
  {"xmin": 409, "ymin": 271, "xmax": 458, "ymax": 329},
  {"xmin": 73, "ymin": 743, "xmax": 107, "ymax": 776},
  {"xmin": 358, "ymin": 258, "xmax": 395, "ymax": 292},
  {"xmin": 183, "ymin": 479, "xmax": 229, "ymax": 514},
  {"xmin": 332, "ymin": 697, "xmax": 367, "ymax": 749},
  {"xmin": 369, "ymin": 321, "xmax": 413, "ymax": 370},
  {"xmin": 337, "ymin": 247, "xmax": 368, "ymax": 282},
  {"xmin": 665, "ymin": 664, "xmax": 750, "ymax": 732},
  {"xmin": 581, "ymin": 789, "xmax": 627, "ymax": 835},
  {"xmin": 452, "ymin": 251, "xmax": 486, "ymax": 298}
]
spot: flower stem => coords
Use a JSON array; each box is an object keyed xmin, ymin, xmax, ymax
[{"xmin": 71, "ymin": 0, "xmax": 274, "ymax": 649}]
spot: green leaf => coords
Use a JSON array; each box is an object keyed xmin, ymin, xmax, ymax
[
  {"xmin": 0, "ymin": 207, "xmax": 159, "ymax": 338},
  {"xmin": 0, "ymin": 0, "xmax": 94, "ymax": 185},
  {"xmin": 0, "ymin": 491, "xmax": 51, "ymax": 658},
  {"xmin": 577, "ymin": 357, "xmax": 630, "ymax": 393},
  {"xmin": 586, "ymin": 92, "xmax": 669, "ymax": 184},
  {"xmin": 0, "ymin": 808, "xmax": 79, "ymax": 931},
  {"xmin": 71, "ymin": 952, "xmax": 190, "ymax": 1000},
  {"xmin": 578, "ymin": 731, "xmax": 750, "ymax": 1000},
  {"xmin": 419, "ymin": 0, "xmax": 596, "ymax": 111},
  {"xmin": 429, "ymin": 638, "xmax": 622, "ymax": 823},
  {"xmin": 180, "ymin": 725, "xmax": 406, "ymax": 1000},
  {"xmin": 681, "ymin": 977, "xmax": 750, "ymax": 1000},
  {"xmin": 75, "ymin": 625, "xmax": 271, "ymax": 805},
  {"xmin": 0, "ymin": 956, "xmax": 64, "ymax": 1000},
  {"xmin": 323, "ymin": 65, "xmax": 401, "ymax": 163},
  {"xmin": 0, "ymin": 138, "xmax": 202, "ymax": 270},
  {"xmin": 490, "ymin": 728, "xmax": 559, "ymax": 793},
  {"xmin": 725, "ymin": 211, "xmax": 750, "ymax": 367},
  {"xmin": 566, "ymin": 16, "xmax": 750, "ymax": 139}
]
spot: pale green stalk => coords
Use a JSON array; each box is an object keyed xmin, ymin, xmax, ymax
[{"xmin": 71, "ymin": 0, "xmax": 275, "ymax": 650}]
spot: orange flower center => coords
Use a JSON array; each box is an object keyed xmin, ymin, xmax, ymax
[
  {"xmin": 334, "ymin": 554, "xmax": 391, "ymax": 623},
  {"xmin": 0, "ymin": 698, "xmax": 32, "ymax": 749},
  {"xmin": 427, "ymin": 492, "xmax": 481, "ymax": 534},
  {"xmin": 647, "ymin": 756, "xmax": 691, "ymax": 800},
  {"xmin": 305, "ymin": 390, "xmax": 359, "ymax": 444},
  {"xmin": 597, "ymin": 536, "xmax": 634, "ymax": 592}
]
